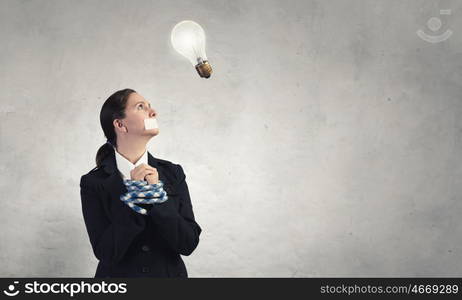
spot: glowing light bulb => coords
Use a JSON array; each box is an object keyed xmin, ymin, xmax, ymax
[{"xmin": 171, "ymin": 20, "xmax": 212, "ymax": 78}]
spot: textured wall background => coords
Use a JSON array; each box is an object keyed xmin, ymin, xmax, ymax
[{"xmin": 0, "ymin": 0, "xmax": 461, "ymax": 277}]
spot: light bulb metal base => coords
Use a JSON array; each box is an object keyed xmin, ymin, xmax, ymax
[{"xmin": 195, "ymin": 60, "xmax": 212, "ymax": 78}]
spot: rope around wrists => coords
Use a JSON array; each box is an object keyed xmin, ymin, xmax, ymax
[{"xmin": 119, "ymin": 179, "xmax": 169, "ymax": 215}]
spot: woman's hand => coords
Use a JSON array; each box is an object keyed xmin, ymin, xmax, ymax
[
  {"xmin": 130, "ymin": 163, "xmax": 159, "ymax": 184},
  {"xmin": 144, "ymin": 173, "xmax": 159, "ymax": 185}
]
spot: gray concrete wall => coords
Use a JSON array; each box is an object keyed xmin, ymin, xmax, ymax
[{"xmin": 0, "ymin": 0, "xmax": 461, "ymax": 277}]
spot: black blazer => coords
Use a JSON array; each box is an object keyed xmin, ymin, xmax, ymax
[{"xmin": 79, "ymin": 150, "xmax": 202, "ymax": 278}]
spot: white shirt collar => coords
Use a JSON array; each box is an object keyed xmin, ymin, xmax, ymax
[{"xmin": 114, "ymin": 148, "xmax": 148, "ymax": 180}]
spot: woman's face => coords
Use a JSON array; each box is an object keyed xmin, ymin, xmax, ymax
[{"xmin": 115, "ymin": 92, "xmax": 159, "ymax": 138}]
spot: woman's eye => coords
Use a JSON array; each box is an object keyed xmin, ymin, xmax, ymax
[{"xmin": 138, "ymin": 104, "xmax": 143, "ymax": 109}]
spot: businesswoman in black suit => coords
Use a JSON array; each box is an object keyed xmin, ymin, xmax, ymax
[{"xmin": 80, "ymin": 88, "xmax": 202, "ymax": 277}]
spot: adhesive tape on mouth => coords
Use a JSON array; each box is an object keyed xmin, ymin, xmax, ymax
[{"xmin": 144, "ymin": 118, "xmax": 158, "ymax": 130}]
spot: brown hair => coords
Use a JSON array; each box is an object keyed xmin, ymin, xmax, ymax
[{"xmin": 95, "ymin": 88, "xmax": 136, "ymax": 167}]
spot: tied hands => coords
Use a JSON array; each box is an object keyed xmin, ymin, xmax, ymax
[
  {"xmin": 130, "ymin": 163, "xmax": 158, "ymax": 184},
  {"xmin": 120, "ymin": 163, "xmax": 168, "ymax": 215}
]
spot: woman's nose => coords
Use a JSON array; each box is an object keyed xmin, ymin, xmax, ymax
[{"xmin": 149, "ymin": 109, "xmax": 156, "ymax": 118}]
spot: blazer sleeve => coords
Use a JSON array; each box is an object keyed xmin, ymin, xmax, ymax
[
  {"xmin": 80, "ymin": 174, "xmax": 145, "ymax": 265},
  {"xmin": 148, "ymin": 164, "xmax": 202, "ymax": 256}
]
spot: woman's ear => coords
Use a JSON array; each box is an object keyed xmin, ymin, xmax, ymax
[{"xmin": 113, "ymin": 119, "xmax": 128, "ymax": 133}]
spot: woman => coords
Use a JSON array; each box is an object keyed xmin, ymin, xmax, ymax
[{"xmin": 80, "ymin": 88, "xmax": 202, "ymax": 277}]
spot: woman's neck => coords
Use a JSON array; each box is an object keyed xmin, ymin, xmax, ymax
[{"xmin": 115, "ymin": 138, "xmax": 148, "ymax": 164}]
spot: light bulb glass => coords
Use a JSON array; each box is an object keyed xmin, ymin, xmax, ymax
[{"xmin": 171, "ymin": 20, "xmax": 208, "ymax": 66}]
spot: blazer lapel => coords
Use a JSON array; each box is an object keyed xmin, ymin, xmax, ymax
[
  {"xmin": 147, "ymin": 151, "xmax": 169, "ymax": 184},
  {"xmin": 100, "ymin": 151, "xmax": 129, "ymax": 211}
]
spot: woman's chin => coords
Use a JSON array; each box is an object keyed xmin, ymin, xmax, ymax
[{"xmin": 145, "ymin": 128, "xmax": 159, "ymax": 136}]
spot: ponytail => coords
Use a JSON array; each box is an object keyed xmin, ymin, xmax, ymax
[
  {"xmin": 95, "ymin": 88, "xmax": 135, "ymax": 168},
  {"xmin": 95, "ymin": 141, "xmax": 115, "ymax": 168}
]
